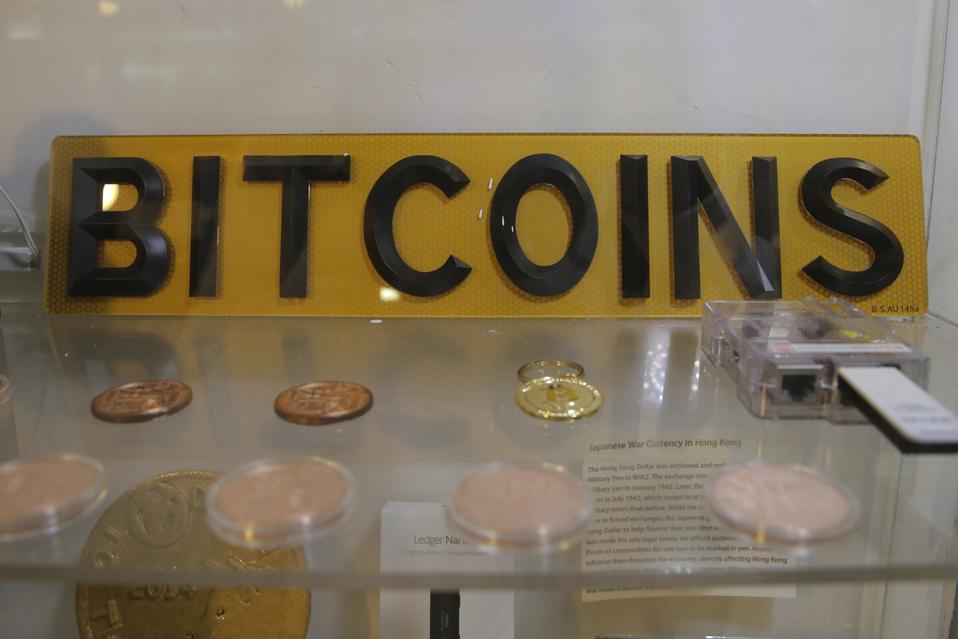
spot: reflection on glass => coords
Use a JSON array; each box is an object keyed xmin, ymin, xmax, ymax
[
  {"xmin": 6, "ymin": 24, "xmax": 42, "ymax": 41},
  {"xmin": 641, "ymin": 339, "xmax": 669, "ymax": 407},
  {"xmin": 0, "ymin": 328, "xmax": 14, "ymax": 461},
  {"xmin": 97, "ymin": 0, "xmax": 119, "ymax": 17}
]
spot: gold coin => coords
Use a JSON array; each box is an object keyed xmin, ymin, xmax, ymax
[
  {"xmin": 76, "ymin": 470, "xmax": 310, "ymax": 639},
  {"xmin": 274, "ymin": 381, "xmax": 373, "ymax": 425},
  {"xmin": 826, "ymin": 327, "xmax": 868, "ymax": 341},
  {"xmin": 90, "ymin": 381, "xmax": 193, "ymax": 423},
  {"xmin": 516, "ymin": 359, "xmax": 585, "ymax": 383},
  {"xmin": 516, "ymin": 376, "xmax": 603, "ymax": 420}
]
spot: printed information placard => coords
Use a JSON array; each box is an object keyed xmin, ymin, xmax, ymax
[{"xmin": 582, "ymin": 438, "xmax": 796, "ymax": 600}]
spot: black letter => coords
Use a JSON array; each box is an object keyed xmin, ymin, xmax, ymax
[
  {"xmin": 243, "ymin": 155, "xmax": 350, "ymax": 298},
  {"xmin": 68, "ymin": 157, "xmax": 169, "ymax": 297},
  {"xmin": 620, "ymin": 155, "xmax": 650, "ymax": 298},
  {"xmin": 190, "ymin": 156, "xmax": 220, "ymax": 297},
  {"xmin": 363, "ymin": 156, "xmax": 472, "ymax": 297},
  {"xmin": 671, "ymin": 156, "xmax": 781, "ymax": 299},
  {"xmin": 801, "ymin": 158, "xmax": 904, "ymax": 295},
  {"xmin": 490, "ymin": 154, "xmax": 598, "ymax": 296}
]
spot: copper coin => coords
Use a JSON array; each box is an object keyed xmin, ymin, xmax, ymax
[
  {"xmin": 449, "ymin": 462, "xmax": 593, "ymax": 552},
  {"xmin": 705, "ymin": 462, "xmax": 859, "ymax": 545},
  {"xmin": 207, "ymin": 457, "xmax": 354, "ymax": 547},
  {"xmin": 274, "ymin": 381, "xmax": 373, "ymax": 425},
  {"xmin": 0, "ymin": 454, "xmax": 106, "ymax": 541},
  {"xmin": 91, "ymin": 380, "xmax": 193, "ymax": 423}
]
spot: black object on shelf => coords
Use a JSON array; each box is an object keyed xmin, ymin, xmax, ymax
[{"xmin": 430, "ymin": 590, "xmax": 460, "ymax": 639}]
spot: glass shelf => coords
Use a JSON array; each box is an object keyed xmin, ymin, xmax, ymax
[{"xmin": 0, "ymin": 304, "xmax": 956, "ymax": 592}]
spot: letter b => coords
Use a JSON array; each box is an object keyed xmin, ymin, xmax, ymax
[{"xmin": 68, "ymin": 157, "xmax": 170, "ymax": 296}]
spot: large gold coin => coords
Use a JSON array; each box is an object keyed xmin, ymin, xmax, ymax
[
  {"xmin": 516, "ymin": 376, "xmax": 603, "ymax": 420},
  {"xmin": 76, "ymin": 470, "xmax": 310, "ymax": 639},
  {"xmin": 90, "ymin": 380, "xmax": 193, "ymax": 423},
  {"xmin": 274, "ymin": 381, "xmax": 373, "ymax": 425}
]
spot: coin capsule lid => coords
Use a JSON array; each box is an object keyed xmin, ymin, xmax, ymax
[
  {"xmin": 0, "ymin": 454, "xmax": 106, "ymax": 542},
  {"xmin": 516, "ymin": 360, "xmax": 585, "ymax": 383},
  {"xmin": 516, "ymin": 376, "xmax": 603, "ymax": 421},
  {"xmin": 447, "ymin": 462, "xmax": 593, "ymax": 553},
  {"xmin": 206, "ymin": 457, "xmax": 354, "ymax": 548},
  {"xmin": 705, "ymin": 461, "xmax": 860, "ymax": 545}
]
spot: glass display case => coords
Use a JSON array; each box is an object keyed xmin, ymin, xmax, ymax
[
  {"xmin": 2, "ymin": 2, "xmax": 958, "ymax": 638},
  {"xmin": 2, "ymin": 310, "xmax": 958, "ymax": 638}
]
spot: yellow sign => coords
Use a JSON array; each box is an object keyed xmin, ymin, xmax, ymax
[{"xmin": 46, "ymin": 134, "xmax": 927, "ymax": 317}]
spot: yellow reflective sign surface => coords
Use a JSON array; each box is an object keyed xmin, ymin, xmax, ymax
[{"xmin": 46, "ymin": 133, "xmax": 927, "ymax": 316}]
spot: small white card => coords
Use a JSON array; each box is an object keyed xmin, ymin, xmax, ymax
[
  {"xmin": 380, "ymin": 501, "xmax": 514, "ymax": 639},
  {"xmin": 838, "ymin": 367, "xmax": 958, "ymax": 445}
]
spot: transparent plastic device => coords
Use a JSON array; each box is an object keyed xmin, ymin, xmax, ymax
[{"xmin": 702, "ymin": 298, "xmax": 928, "ymax": 421}]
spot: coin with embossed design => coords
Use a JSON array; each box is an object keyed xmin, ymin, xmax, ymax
[
  {"xmin": 0, "ymin": 454, "xmax": 106, "ymax": 541},
  {"xmin": 274, "ymin": 381, "xmax": 373, "ymax": 425},
  {"xmin": 705, "ymin": 462, "xmax": 860, "ymax": 545},
  {"xmin": 516, "ymin": 376, "xmax": 602, "ymax": 420},
  {"xmin": 207, "ymin": 457, "xmax": 354, "ymax": 548},
  {"xmin": 90, "ymin": 381, "xmax": 193, "ymax": 423},
  {"xmin": 75, "ymin": 470, "xmax": 309, "ymax": 639}
]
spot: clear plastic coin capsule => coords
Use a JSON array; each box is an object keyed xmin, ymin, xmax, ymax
[
  {"xmin": 0, "ymin": 454, "xmax": 107, "ymax": 542},
  {"xmin": 705, "ymin": 461, "xmax": 860, "ymax": 545},
  {"xmin": 206, "ymin": 456, "xmax": 355, "ymax": 548},
  {"xmin": 447, "ymin": 462, "xmax": 593, "ymax": 553}
]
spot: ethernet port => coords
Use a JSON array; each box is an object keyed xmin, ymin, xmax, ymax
[{"xmin": 781, "ymin": 373, "xmax": 817, "ymax": 402}]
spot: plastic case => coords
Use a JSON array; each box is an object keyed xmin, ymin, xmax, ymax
[{"xmin": 701, "ymin": 298, "xmax": 928, "ymax": 421}]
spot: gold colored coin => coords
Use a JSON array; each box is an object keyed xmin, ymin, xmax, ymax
[
  {"xmin": 826, "ymin": 328, "xmax": 868, "ymax": 341},
  {"xmin": 76, "ymin": 470, "xmax": 310, "ymax": 639},
  {"xmin": 274, "ymin": 381, "xmax": 373, "ymax": 425},
  {"xmin": 90, "ymin": 380, "xmax": 193, "ymax": 423},
  {"xmin": 516, "ymin": 359, "xmax": 585, "ymax": 383},
  {"xmin": 516, "ymin": 376, "xmax": 603, "ymax": 420}
]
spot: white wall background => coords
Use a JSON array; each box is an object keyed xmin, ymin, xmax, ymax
[
  {"xmin": 0, "ymin": 0, "xmax": 944, "ymax": 235},
  {"xmin": 928, "ymin": 0, "xmax": 958, "ymax": 323}
]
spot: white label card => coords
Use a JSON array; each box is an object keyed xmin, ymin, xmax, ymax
[
  {"xmin": 768, "ymin": 342, "xmax": 913, "ymax": 354},
  {"xmin": 380, "ymin": 501, "xmax": 514, "ymax": 639},
  {"xmin": 838, "ymin": 367, "xmax": 958, "ymax": 444}
]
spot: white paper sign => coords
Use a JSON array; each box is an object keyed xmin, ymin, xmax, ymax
[
  {"xmin": 380, "ymin": 501, "xmax": 514, "ymax": 639},
  {"xmin": 582, "ymin": 439, "xmax": 796, "ymax": 601}
]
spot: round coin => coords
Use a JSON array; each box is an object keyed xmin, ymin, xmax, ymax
[
  {"xmin": 0, "ymin": 454, "xmax": 106, "ymax": 542},
  {"xmin": 76, "ymin": 470, "xmax": 310, "ymax": 639},
  {"xmin": 90, "ymin": 380, "xmax": 193, "ymax": 423},
  {"xmin": 516, "ymin": 359, "xmax": 585, "ymax": 383},
  {"xmin": 448, "ymin": 462, "xmax": 593, "ymax": 552},
  {"xmin": 705, "ymin": 462, "xmax": 859, "ymax": 545},
  {"xmin": 274, "ymin": 381, "xmax": 373, "ymax": 425},
  {"xmin": 207, "ymin": 457, "xmax": 354, "ymax": 548},
  {"xmin": 516, "ymin": 376, "xmax": 602, "ymax": 420}
]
